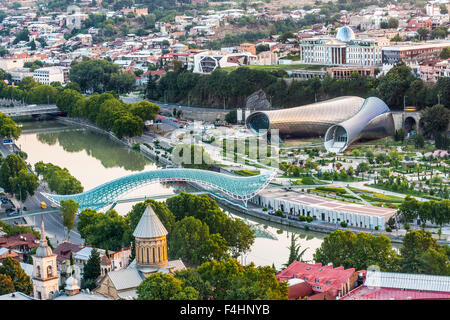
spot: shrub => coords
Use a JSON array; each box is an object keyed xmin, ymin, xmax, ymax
[
  {"xmin": 386, "ymin": 227, "xmax": 392, "ymax": 232},
  {"xmin": 340, "ymin": 221, "xmax": 348, "ymax": 228},
  {"xmin": 275, "ymin": 210, "xmax": 283, "ymax": 217},
  {"xmin": 375, "ymin": 226, "xmax": 379, "ymax": 230},
  {"xmin": 298, "ymin": 215, "xmax": 306, "ymax": 221},
  {"xmin": 262, "ymin": 207, "xmax": 268, "ymax": 212},
  {"xmin": 306, "ymin": 216, "xmax": 314, "ymax": 223},
  {"xmin": 132, "ymin": 143, "xmax": 140, "ymax": 151}
]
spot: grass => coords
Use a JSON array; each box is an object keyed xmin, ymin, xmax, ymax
[
  {"xmin": 314, "ymin": 186, "xmax": 348, "ymax": 194},
  {"xmin": 291, "ymin": 177, "xmax": 326, "ymax": 185},
  {"xmin": 233, "ymin": 169, "xmax": 260, "ymax": 176}
]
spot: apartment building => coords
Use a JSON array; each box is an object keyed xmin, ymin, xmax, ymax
[{"xmin": 33, "ymin": 66, "xmax": 65, "ymax": 85}]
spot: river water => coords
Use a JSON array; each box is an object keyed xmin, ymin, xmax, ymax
[{"xmin": 16, "ymin": 120, "xmax": 326, "ymax": 269}]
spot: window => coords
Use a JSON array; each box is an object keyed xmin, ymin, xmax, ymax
[
  {"xmin": 47, "ymin": 265, "xmax": 53, "ymax": 277},
  {"xmin": 36, "ymin": 266, "xmax": 41, "ymax": 278}
]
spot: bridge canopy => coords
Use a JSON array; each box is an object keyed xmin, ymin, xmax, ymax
[{"xmin": 42, "ymin": 168, "xmax": 276, "ymax": 211}]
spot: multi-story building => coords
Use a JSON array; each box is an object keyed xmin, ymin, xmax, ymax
[
  {"xmin": 382, "ymin": 41, "xmax": 450, "ymax": 65},
  {"xmin": 192, "ymin": 50, "xmax": 257, "ymax": 74},
  {"xmin": 33, "ymin": 67, "xmax": 65, "ymax": 85},
  {"xmin": 299, "ymin": 26, "xmax": 388, "ymax": 67},
  {"xmin": 327, "ymin": 66, "xmax": 375, "ymax": 79},
  {"xmin": 277, "ymin": 261, "xmax": 363, "ymax": 300}
]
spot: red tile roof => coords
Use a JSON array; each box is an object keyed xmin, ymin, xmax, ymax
[
  {"xmin": 0, "ymin": 234, "xmax": 39, "ymax": 251},
  {"xmin": 53, "ymin": 242, "xmax": 82, "ymax": 264},
  {"xmin": 277, "ymin": 262, "xmax": 356, "ymax": 294},
  {"xmin": 340, "ymin": 286, "xmax": 450, "ymax": 300}
]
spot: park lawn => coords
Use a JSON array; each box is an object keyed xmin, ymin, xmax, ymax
[
  {"xmin": 291, "ymin": 177, "xmax": 327, "ymax": 185},
  {"xmin": 233, "ymin": 169, "xmax": 260, "ymax": 176}
]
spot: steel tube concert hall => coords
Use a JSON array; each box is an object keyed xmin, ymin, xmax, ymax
[{"xmin": 246, "ymin": 96, "xmax": 395, "ymax": 153}]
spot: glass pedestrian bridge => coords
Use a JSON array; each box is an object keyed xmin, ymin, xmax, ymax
[{"xmin": 42, "ymin": 168, "xmax": 276, "ymax": 211}]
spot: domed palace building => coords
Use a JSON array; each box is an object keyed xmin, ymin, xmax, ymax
[{"xmin": 299, "ymin": 26, "xmax": 390, "ymax": 67}]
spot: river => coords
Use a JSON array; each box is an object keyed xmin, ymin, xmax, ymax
[{"xmin": 16, "ymin": 120, "xmax": 326, "ymax": 269}]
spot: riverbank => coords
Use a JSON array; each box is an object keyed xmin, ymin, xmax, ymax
[
  {"xmin": 54, "ymin": 117, "xmax": 450, "ymax": 245},
  {"xmin": 56, "ymin": 117, "xmax": 172, "ymax": 166}
]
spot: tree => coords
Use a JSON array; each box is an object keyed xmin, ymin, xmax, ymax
[
  {"xmin": 440, "ymin": 47, "xmax": 450, "ymax": 59},
  {"xmin": 137, "ymin": 273, "xmax": 198, "ymax": 300},
  {"xmin": 390, "ymin": 34, "xmax": 403, "ymax": 42},
  {"xmin": 225, "ymin": 110, "xmax": 238, "ymax": 124},
  {"xmin": 356, "ymin": 162, "xmax": 370, "ymax": 173},
  {"xmin": 441, "ymin": 3, "xmax": 448, "ymax": 14},
  {"xmin": 83, "ymin": 248, "xmax": 101, "ymax": 289},
  {"xmin": 129, "ymin": 101, "xmax": 160, "ymax": 122},
  {"xmin": 313, "ymin": 230, "xmax": 399, "ymax": 271},
  {"xmin": 0, "ymin": 113, "xmax": 21, "ymax": 139},
  {"xmin": 284, "ymin": 233, "xmax": 308, "ymax": 267},
  {"xmin": 399, "ymin": 230, "xmax": 449, "ymax": 275},
  {"xmin": 60, "ymin": 199, "xmax": 78, "ymax": 241},
  {"xmin": 398, "ymin": 196, "xmax": 420, "ymax": 223},
  {"xmin": 77, "ymin": 209, "xmax": 128, "ymax": 251},
  {"xmin": 416, "ymin": 27, "xmax": 429, "ymax": 40},
  {"xmin": 432, "ymin": 26, "xmax": 448, "ymax": 39},
  {"xmin": 0, "ymin": 154, "xmax": 27, "ymax": 193},
  {"xmin": 394, "ymin": 128, "xmax": 406, "ymax": 142},
  {"xmin": 9, "ymin": 169, "xmax": 38, "ymax": 202},
  {"xmin": 0, "ymin": 273, "xmax": 15, "ymax": 295},
  {"xmin": 196, "ymin": 258, "xmax": 288, "ymax": 300},
  {"xmin": 420, "ymin": 104, "xmax": 450, "ymax": 137},
  {"xmin": 414, "ymin": 134, "xmax": 425, "ymax": 149},
  {"xmin": 0, "ymin": 257, "xmax": 33, "ymax": 295},
  {"xmin": 169, "ymin": 216, "xmax": 228, "ymax": 265}
]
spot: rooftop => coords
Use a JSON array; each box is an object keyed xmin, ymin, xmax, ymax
[
  {"xmin": 260, "ymin": 189, "xmax": 396, "ymax": 218},
  {"xmin": 133, "ymin": 205, "xmax": 168, "ymax": 239}
]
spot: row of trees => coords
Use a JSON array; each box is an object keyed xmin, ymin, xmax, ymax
[
  {"xmin": 0, "ymin": 77, "xmax": 60, "ymax": 104},
  {"xmin": 313, "ymin": 229, "xmax": 450, "ymax": 275},
  {"xmin": 69, "ymin": 59, "xmax": 136, "ymax": 94},
  {"xmin": 152, "ymin": 62, "xmax": 450, "ymax": 111},
  {"xmin": 56, "ymin": 90, "xmax": 159, "ymax": 139},
  {"xmin": 398, "ymin": 196, "xmax": 450, "ymax": 233},
  {"xmin": 34, "ymin": 161, "xmax": 83, "ymax": 195}
]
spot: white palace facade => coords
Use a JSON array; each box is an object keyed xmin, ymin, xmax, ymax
[{"xmin": 299, "ymin": 26, "xmax": 390, "ymax": 67}]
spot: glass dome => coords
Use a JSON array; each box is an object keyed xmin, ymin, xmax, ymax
[{"xmin": 336, "ymin": 26, "xmax": 355, "ymax": 42}]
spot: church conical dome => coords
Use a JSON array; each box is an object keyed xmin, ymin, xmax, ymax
[{"xmin": 133, "ymin": 205, "xmax": 168, "ymax": 239}]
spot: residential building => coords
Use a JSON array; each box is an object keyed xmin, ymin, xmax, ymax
[
  {"xmin": 0, "ymin": 247, "xmax": 21, "ymax": 263},
  {"xmin": 33, "ymin": 66, "xmax": 65, "ymax": 85},
  {"xmin": 109, "ymin": 248, "xmax": 131, "ymax": 271},
  {"xmin": 382, "ymin": 41, "xmax": 450, "ymax": 65},
  {"xmin": 0, "ymin": 233, "xmax": 39, "ymax": 260},
  {"xmin": 277, "ymin": 261, "xmax": 363, "ymax": 299}
]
